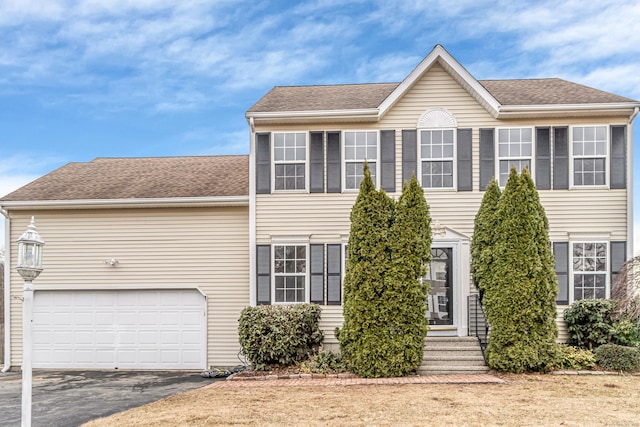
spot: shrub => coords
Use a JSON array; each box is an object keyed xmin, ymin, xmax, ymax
[
  {"xmin": 471, "ymin": 178, "xmax": 500, "ymax": 297},
  {"xmin": 483, "ymin": 168, "xmax": 559, "ymax": 373},
  {"xmin": 238, "ymin": 304, "xmax": 323, "ymax": 370},
  {"xmin": 556, "ymin": 346, "xmax": 596, "ymax": 370},
  {"xmin": 339, "ymin": 169, "xmax": 432, "ymax": 378},
  {"xmin": 300, "ymin": 350, "xmax": 345, "ymax": 374},
  {"xmin": 594, "ymin": 344, "xmax": 640, "ymax": 372},
  {"xmin": 564, "ymin": 299, "xmax": 616, "ymax": 349},
  {"xmin": 610, "ymin": 319, "xmax": 640, "ymax": 347}
]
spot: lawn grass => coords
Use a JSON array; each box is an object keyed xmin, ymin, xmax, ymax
[{"xmin": 84, "ymin": 374, "xmax": 640, "ymax": 426}]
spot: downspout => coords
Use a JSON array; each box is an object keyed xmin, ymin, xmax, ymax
[
  {"xmin": 627, "ymin": 106, "xmax": 639, "ymax": 258},
  {"xmin": 248, "ymin": 117, "xmax": 257, "ymax": 306},
  {"xmin": 1, "ymin": 207, "xmax": 10, "ymax": 372}
]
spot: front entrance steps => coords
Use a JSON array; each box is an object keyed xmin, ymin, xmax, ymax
[{"xmin": 417, "ymin": 336, "xmax": 489, "ymax": 375}]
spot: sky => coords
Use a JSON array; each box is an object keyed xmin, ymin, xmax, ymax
[{"xmin": 1, "ymin": 0, "xmax": 640, "ymax": 253}]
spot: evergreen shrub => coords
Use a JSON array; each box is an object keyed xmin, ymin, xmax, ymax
[
  {"xmin": 300, "ymin": 350, "xmax": 345, "ymax": 374},
  {"xmin": 238, "ymin": 304, "xmax": 323, "ymax": 370},
  {"xmin": 594, "ymin": 344, "xmax": 640, "ymax": 371},
  {"xmin": 556, "ymin": 345, "xmax": 596, "ymax": 370},
  {"xmin": 338, "ymin": 168, "xmax": 432, "ymax": 378},
  {"xmin": 564, "ymin": 299, "xmax": 616, "ymax": 349},
  {"xmin": 483, "ymin": 168, "xmax": 559, "ymax": 373}
]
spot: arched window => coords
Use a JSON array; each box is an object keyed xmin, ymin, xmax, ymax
[{"xmin": 417, "ymin": 109, "xmax": 457, "ymax": 189}]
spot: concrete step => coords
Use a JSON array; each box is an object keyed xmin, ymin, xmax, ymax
[
  {"xmin": 423, "ymin": 345, "xmax": 483, "ymax": 352},
  {"xmin": 418, "ymin": 336, "xmax": 488, "ymax": 375},
  {"xmin": 417, "ymin": 365, "xmax": 490, "ymax": 375},
  {"xmin": 421, "ymin": 356, "xmax": 486, "ymax": 366}
]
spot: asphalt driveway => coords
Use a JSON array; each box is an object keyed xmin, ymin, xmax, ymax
[{"xmin": 0, "ymin": 370, "xmax": 220, "ymax": 426}]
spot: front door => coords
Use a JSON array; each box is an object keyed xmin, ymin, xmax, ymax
[{"xmin": 425, "ymin": 247, "xmax": 453, "ymax": 325}]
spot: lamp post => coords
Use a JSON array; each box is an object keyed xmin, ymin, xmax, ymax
[{"xmin": 16, "ymin": 217, "xmax": 44, "ymax": 427}]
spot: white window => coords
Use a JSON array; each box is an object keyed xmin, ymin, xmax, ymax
[
  {"xmin": 572, "ymin": 242, "xmax": 608, "ymax": 300},
  {"xmin": 273, "ymin": 245, "xmax": 306, "ymax": 303},
  {"xmin": 344, "ymin": 131, "xmax": 377, "ymax": 189},
  {"xmin": 274, "ymin": 132, "xmax": 306, "ymax": 190},
  {"xmin": 572, "ymin": 126, "xmax": 607, "ymax": 186},
  {"xmin": 420, "ymin": 129, "xmax": 454, "ymax": 188},
  {"xmin": 497, "ymin": 128, "xmax": 532, "ymax": 186}
]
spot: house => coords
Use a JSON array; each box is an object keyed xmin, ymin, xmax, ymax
[{"xmin": 2, "ymin": 45, "xmax": 639, "ymax": 371}]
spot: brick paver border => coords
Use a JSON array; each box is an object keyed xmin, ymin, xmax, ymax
[{"xmin": 208, "ymin": 374, "xmax": 506, "ymax": 388}]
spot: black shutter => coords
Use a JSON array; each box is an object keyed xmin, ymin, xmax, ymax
[
  {"xmin": 402, "ymin": 130, "xmax": 417, "ymax": 184},
  {"xmin": 457, "ymin": 128, "xmax": 472, "ymax": 191},
  {"xmin": 326, "ymin": 131, "xmax": 341, "ymax": 193},
  {"xmin": 310, "ymin": 132, "xmax": 325, "ymax": 193},
  {"xmin": 255, "ymin": 133, "xmax": 271, "ymax": 194},
  {"xmin": 536, "ymin": 127, "xmax": 551, "ymax": 190},
  {"xmin": 479, "ymin": 128, "xmax": 495, "ymax": 191},
  {"xmin": 610, "ymin": 241, "xmax": 627, "ymax": 285},
  {"xmin": 327, "ymin": 244, "xmax": 342, "ymax": 305},
  {"xmin": 553, "ymin": 127, "xmax": 569, "ymax": 190},
  {"xmin": 310, "ymin": 244, "xmax": 325, "ymax": 304},
  {"xmin": 380, "ymin": 130, "xmax": 396, "ymax": 192},
  {"xmin": 610, "ymin": 125, "xmax": 626, "ymax": 189},
  {"xmin": 256, "ymin": 245, "xmax": 271, "ymax": 305},
  {"xmin": 553, "ymin": 242, "xmax": 569, "ymax": 305}
]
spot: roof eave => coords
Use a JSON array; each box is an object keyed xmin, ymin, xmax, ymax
[
  {"xmin": 0, "ymin": 195, "xmax": 250, "ymax": 211},
  {"xmin": 497, "ymin": 102, "xmax": 640, "ymax": 119},
  {"xmin": 246, "ymin": 109, "xmax": 380, "ymax": 124}
]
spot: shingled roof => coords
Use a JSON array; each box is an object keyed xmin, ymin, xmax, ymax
[
  {"xmin": 247, "ymin": 83, "xmax": 399, "ymax": 113},
  {"xmin": 0, "ymin": 155, "xmax": 249, "ymax": 202},
  {"xmin": 247, "ymin": 78, "xmax": 635, "ymax": 114},
  {"xmin": 479, "ymin": 78, "xmax": 635, "ymax": 106}
]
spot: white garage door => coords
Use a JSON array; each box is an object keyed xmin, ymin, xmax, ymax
[{"xmin": 32, "ymin": 290, "xmax": 206, "ymax": 370}]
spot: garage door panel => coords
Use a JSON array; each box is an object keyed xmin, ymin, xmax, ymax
[{"xmin": 33, "ymin": 290, "xmax": 206, "ymax": 369}]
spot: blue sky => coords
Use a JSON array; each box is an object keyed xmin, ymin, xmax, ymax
[{"xmin": 1, "ymin": 0, "xmax": 640, "ymax": 251}]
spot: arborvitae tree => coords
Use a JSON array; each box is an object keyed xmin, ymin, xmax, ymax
[
  {"xmin": 383, "ymin": 174, "xmax": 432, "ymax": 377},
  {"xmin": 471, "ymin": 178, "xmax": 501, "ymax": 298},
  {"xmin": 338, "ymin": 163, "xmax": 395, "ymax": 377},
  {"xmin": 483, "ymin": 168, "xmax": 560, "ymax": 372},
  {"xmin": 338, "ymin": 170, "xmax": 432, "ymax": 378}
]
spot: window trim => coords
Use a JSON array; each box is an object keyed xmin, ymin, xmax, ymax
[
  {"xmin": 342, "ymin": 130, "xmax": 380, "ymax": 191},
  {"xmin": 495, "ymin": 126, "xmax": 535, "ymax": 187},
  {"xmin": 569, "ymin": 124, "xmax": 609, "ymax": 189},
  {"xmin": 271, "ymin": 131, "xmax": 309, "ymax": 193},
  {"xmin": 272, "ymin": 243, "xmax": 308, "ymax": 304},
  {"xmin": 569, "ymin": 240, "xmax": 610, "ymax": 302},
  {"xmin": 417, "ymin": 127, "xmax": 457, "ymax": 190}
]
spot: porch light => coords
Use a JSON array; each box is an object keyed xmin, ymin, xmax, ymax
[{"xmin": 17, "ymin": 216, "xmax": 44, "ymax": 427}]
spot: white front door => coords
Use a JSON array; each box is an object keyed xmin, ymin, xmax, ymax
[{"xmin": 32, "ymin": 289, "xmax": 206, "ymax": 370}]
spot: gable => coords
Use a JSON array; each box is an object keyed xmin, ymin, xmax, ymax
[{"xmin": 380, "ymin": 62, "xmax": 494, "ymax": 128}]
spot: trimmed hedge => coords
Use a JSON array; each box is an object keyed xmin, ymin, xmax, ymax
[
  {"xmin": 238, "ymin": 304, "xmax": 323, "ymax": 370},
  {"xmin": 594, "ymin": 344, "xmax": 640, "ymax": 372}
]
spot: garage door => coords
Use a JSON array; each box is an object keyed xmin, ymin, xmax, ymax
[{"xmin": 32, "ymin": 290, "xmax": 206, "ymax": 370}]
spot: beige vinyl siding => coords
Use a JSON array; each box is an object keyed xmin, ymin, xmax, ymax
[
  {"xmin": 253, "ymin": 62, "xmax": 629, "ymax": 339},
  {"xmin": 557, "ymin": 306, "xmax": 569, "ymax": 343},
  {"xmin": 8, "ymin": 207, "xmax": 249, "ymax": 368}
]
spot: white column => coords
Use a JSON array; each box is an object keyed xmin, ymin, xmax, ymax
[{"xmin": 22, "ymin": 280, "xmax": 33, "ymax": 427}]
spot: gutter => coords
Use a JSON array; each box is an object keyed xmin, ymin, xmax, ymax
[
  {"xmin": 246, "ymin": 109, "xmax": 380, "ymax": 125},
  {"xmin": 1, "ymin": 207, "xmax": 10, "ymax": 372},
  {"xmin": 0, "ymin": 195, "xmax": 250, "ymax": 210}
]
